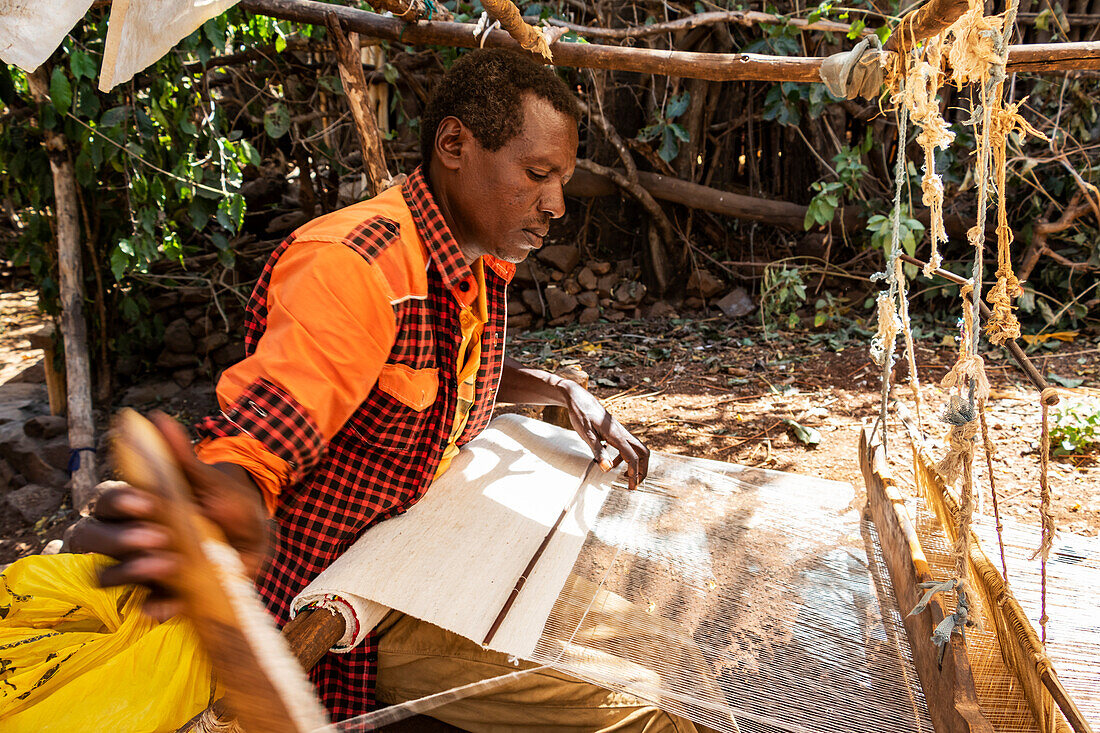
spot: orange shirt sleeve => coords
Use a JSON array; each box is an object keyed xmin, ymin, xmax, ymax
[{"xmin": 195, "ymin": 240, "xmax": 397, "ymax": 508}]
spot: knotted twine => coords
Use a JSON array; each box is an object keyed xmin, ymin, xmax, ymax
[
  {"xmin": 900, "ymin": 36, "xmax": 954, "ymax": 276},
  {"xmin": 869, "ymin": 76, "xmax": 910, "ymax": 453}
]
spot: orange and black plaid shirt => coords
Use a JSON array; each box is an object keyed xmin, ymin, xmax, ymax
[{"xmin": 195, "ymin": 167, "xmax": 514, "ymax": 718}]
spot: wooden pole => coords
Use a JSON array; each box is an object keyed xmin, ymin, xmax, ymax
[
  {"xmin": 239, "ymin": 0, "xmax": 1100, "ymax": 81},
  {"xmin": 325, "ymin": 13, "xmax": 391, "ymax": 198},
  {"xmin": 885, "ymin": 0, "xmax": 970, "ymax": 53},
  {"xmin": 26, "ymin": 70, "xmax": 97, "ymax": 511}
]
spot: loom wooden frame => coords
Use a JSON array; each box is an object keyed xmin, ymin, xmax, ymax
[{"xmin": 861, "ymin": 424, "xmax": 1093, "ymax": 733}]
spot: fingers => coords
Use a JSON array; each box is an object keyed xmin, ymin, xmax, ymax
[
  {"xmin": 68, "ymin": 518, "xmax": 173, "ymax": 560},
  {"xmin": 98, "ymin": 551, "xmax": 183, "ymax": 589},
  {"xmin": 91, "ymin": 483, "xmax": 157, "ymax": 522}
]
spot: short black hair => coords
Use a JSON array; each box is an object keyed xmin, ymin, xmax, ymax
[{"xmin": 419, "ymin": 49, "xmax": 581, "ymax": 166}]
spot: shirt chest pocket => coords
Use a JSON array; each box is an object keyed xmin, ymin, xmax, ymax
[{"xmin": 377, "ymin": 362, "xmax": 439, "ymax": 412}]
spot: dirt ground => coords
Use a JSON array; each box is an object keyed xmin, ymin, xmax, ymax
[{"xmin": 2, "ymin": 289, "xmax": 1098, "ymax": 568}]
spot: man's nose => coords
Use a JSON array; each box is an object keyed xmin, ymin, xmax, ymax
[{"xmin": 538, "ymin": 181, "xmax": 567, "ymax": 219}]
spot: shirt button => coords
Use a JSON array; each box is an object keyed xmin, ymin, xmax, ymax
[{"xmin": 459, "ymin": 281, "xmax": 471, "ymax": 292}]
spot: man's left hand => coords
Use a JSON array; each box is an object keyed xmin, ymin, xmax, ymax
[{"xmin": 558, "ymin": 380, "xmax": 649, "ymax": 489}]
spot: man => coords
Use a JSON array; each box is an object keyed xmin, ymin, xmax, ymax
[{"xmin": 77, "ymin": 50, "xmax": 702, "ymax": 731}]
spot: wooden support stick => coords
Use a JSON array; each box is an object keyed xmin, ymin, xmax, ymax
[
  {"xmin": 898, "ymin": 253, "xmax": 1059, "ymax": 405},
  {"xmin": 326, "ymin": 13, "xmax": 391, "ymax": 199},
  {"xmin": 239, "ymin": 0, "xmax": 1100, "ymax": 81},
  {"xmin": 26, "ymin": 70, "xmax": 97, "ymax": 511}
]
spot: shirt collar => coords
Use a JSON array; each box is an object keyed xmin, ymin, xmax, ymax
[{"xmin": 402, "ymin": 167, "xmax": 515, "ymax": 307}]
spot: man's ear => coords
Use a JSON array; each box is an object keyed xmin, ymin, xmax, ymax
[{"xmin": 434, "ymin": 116, "xmax": 468, "ymax": 171}]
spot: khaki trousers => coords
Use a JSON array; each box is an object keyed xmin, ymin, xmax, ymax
[{"xmin": 374, "ymin": 611, "xmax": 705, "ymax": 733}]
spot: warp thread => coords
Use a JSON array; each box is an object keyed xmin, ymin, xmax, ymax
[
  {"xmin": 188, "ymin": 706, "xmax": 244, "ymax": 733},
  {"xmin": 1030, "ymin": 387, "xmax": 1058, "ymax": 643}
]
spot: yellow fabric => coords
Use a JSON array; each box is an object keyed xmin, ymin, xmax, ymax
[
  {"xmin": 434, "ymin": 258, "xmax": 488, "ymax": 479},
  {"xmin": 0, "ymin": 553, "xmax": 216, "ymax": 732}
]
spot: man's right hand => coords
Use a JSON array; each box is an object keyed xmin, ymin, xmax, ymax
[{"xmin": 68, "ymin": 413, "xmax": 270, "ymax": 621}]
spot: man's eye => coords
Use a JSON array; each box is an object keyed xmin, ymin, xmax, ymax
[{"xmin": 527, "ymin": 169, "xmax": 549, "ymax": 181}]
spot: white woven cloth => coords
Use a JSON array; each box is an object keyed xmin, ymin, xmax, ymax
[{"xmin": 291, "ymin": 415, "xmax": 611, "ymax": 657}]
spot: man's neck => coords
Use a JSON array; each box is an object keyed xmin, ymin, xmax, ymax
[{"xmin": 426, "ymin": 160, "xmax": 480, "ymax": 265}]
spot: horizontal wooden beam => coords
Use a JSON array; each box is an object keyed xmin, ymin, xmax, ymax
[{"xmin": 239, "ymin": 0, "xmax": 1100, "ymax": 80}]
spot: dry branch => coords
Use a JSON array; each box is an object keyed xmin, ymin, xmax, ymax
[
  {"xmin": 238, "ymin": 0, "xmax": 1100, "ymax": 80},
  {"xmin": 481, "ymin": 0, "xmax": 552, "ymax": 60},
  {"xmin": 325, "ymin": 13, "xmax": 390, "ymax": 197},
  {"xmin": 546, "ymin": 10, "xmax": 858, "ymax": 40},
  {"xmin": 1017, "ymin": 195, "xmax": 1097, "ymax": 283}
]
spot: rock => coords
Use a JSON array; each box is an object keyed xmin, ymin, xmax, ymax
[
  {"xmin": 520, "ymin": 289, "xmax": 543, "ymax": 315},
  {"xmin": 596, "ymin": 274, "xmax": 618, "ymax": 297},
  {"xmin": 41, "ymin": 437, "xmax": 73, "ymax": 473},
  {"xmin": 23, "ymin": 415, "xmax": 67, "ymax": 440},
  {"xmin": 198, "ymin": 332, "xmax": 230, "ymax": 354},
  {"xmin": 535, "ymin": 244, "xmax": 580, "ymax": 274},
  {"xmin": 0, "ymin": 436, "xmax": 68, "ymax": 487},
  {"xmin": 506, "ymin": 299, "xmax": 527, "ymax": 317},
  {"xmin": 684, "ymin": 296, "xmax": 705, "ymax": 309},
  {"xmin": 562, "ymin": 278, "xmax": 582, "ymax": 296},
  {"xmin": 40, "ymin": 539, "xmax": 63, "ymax": 555},
  {"xmin": 613, "ymin": 280, "xmax": 647, "ymax": 306},
  {"xmin": 266, "ymin": 210, "xmax": 307, "ymax": 234},
  {"xmin": 577, "ymin": 267, "xmax": 597, "ymax": 290},
  {"xmin": 578, "ymin": 307, "xmax": 601, "ymax": 324},
  {"xmin": 180, "ymin": 288, "xmax": 209, "ymax": 305},
  {"xmin": 687, "ymin": 268, "xmax": 725, "ymax": 298},
  {"xmin": 716, "ymin": 287, "xmax": 755, "ymax": 318},
  {"xmin": 9, "ymin": 359, "xmax": 45, "ymax": 384},
  {"xmin": 0, "ymin": 458, "xmax": 14, "ymax": 493},
  {"xmin": 614, "ymin": 259, "xmax": 636, "ymax": 277},
  {"xmin": 604, "ymin": 309, "xmax": 626, "ymax": 323},
  {"xmin": 548, "ymin": 315, "xmax": 574, "ymax": 326},
  {"xmin": 544, "ymin": 286, "xmax": 578, "ymax": 319},
  {"xmin": 512, "ymin": 259, "xmax": 547, "ymax": 286},
  {"xmin": 121, "ymin": 381, "xmax": 183, "ymax": 406},
  {"xmin": 163, "ymin": 318, "xmax": 195, "ymax": 354},
  {"xmin": 549, "ymin": 270, "xmax": 564, "ymax": 282},
  {"xmin": 0, "ymin": 382, "xmax": 48, "ymax": 409},
  {"xmin": 211, "ymin": 342, "xmax": 246, "ymax": 366},
  {"xmin": 189, "ymin": 316, "xmax": 215, "ymax": 338},
  {"xmin": 599, "ymin": 298, "xmax": 613, "ymax": 307},
  {"xmin": 577, "ymin": 291, "xmax": 599, "ymax": 309},
  {"xmin": 507, "ymin": 313, "xmax": 534, "ymax": 331},
  {"xmin": 6, "ymin": 484, "xmax": 65, "ymax": 523},
  {"xmin": 589, "ymin": 261, "xmax": 612, "ymax": 276},
  {"xmin": 645, "ymin": 301, "xmax": 679, "ymax": 319},
  {"xmin": 183, "ymin": 307, "xmax": 204, "ymax": 321},
  {"xmin": 157, "ymin": 349, "xmax": 198, "ymax": 369},
  {"xmin": 173, "ymin": 369, "xmax": 197, "ymax": 389}
]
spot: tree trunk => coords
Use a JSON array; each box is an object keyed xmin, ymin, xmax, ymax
[{"xmin": 27, "ymin": 70, "xmax": 97, "ymax": 510}]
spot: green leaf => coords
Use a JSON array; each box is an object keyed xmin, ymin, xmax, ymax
[
  {"xmin": 668, "ymin": 122, "xmax": 690, "ymax": 143},
  {"xmin": 274, "ymin": 34, "xmax": 288, "ymax": 53},
  {"xmin": 49, "ymin": 67, "xmax": 72, "ymax": 115},
  {"xmin": 264, "ymin": 101, "xmax": 290, "ymax": 139},
  {"xmin": 785, "ymin": 419, "xmax": 822, "ymax": 446},
  {"xmin": 100, "ymin": 105, "xmax": 129, "ymax": 129},
  {"xmin": 69, "ymin": 49, "xmax": 98, "ymax": 81},
  {"xmin": 636, "ymin": 124, "xmax": 662, "ymax": 143},
  {"xmin": 203, "ymin": 18, "xmax": 226, "ymax": 52},
  {"xmin": 658, "ymin": 126, "xmax": 679, "ymax": 162},
  {"xmin": 666, "ymin": 91, "xmax": 691, "ymax": 119}
]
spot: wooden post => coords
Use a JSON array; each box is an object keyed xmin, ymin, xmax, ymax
[
  {"xmin": 27, "ymin": 324, "xmax": 66, "ymax": 417},
  {"xmin": 26, "ymin": 70, "xmax": 97, "ymax": 510},
  {"xmin": 326, "ymin": 13, "xmax": 391, "ymax": 199}
]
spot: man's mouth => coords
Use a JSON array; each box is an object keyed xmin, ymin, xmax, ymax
[{"xmin": 522, "ymin": 229, "xmax": 547, "ymax": 248}]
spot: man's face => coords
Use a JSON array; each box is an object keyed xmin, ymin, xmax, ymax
[{"xmin": 439, "ymin": 94, "xmax": 579, "ymax": 264}]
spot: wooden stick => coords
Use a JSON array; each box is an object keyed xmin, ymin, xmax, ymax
[
  {"xmin": 885, "ymin": 0, "xmax": 970, "ymax": 53},
  {"xmin": 25, "ymin": 70, "xmax": 97, "ymax": 511},
  {"xmin": 112, "ymin": 410, "xmax": 329, "ymax": 733},
  {"xmin": 239, "ymin": 0, "xmax": 1100, "ymax": 81},
  {"xmin": 483, "ymin": 460, "xmax": 598, "ymax": 647},
  {"xmin": 546, "ymin": 10, "xmax": 859, "ymax": 39},
  {"xmin": 898, "ymin": 253, "xmax": 1059, "ymax": 404},
  {"xmin": 325, "ymin": 12, "xmax": 391, "ymax": 198}
]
